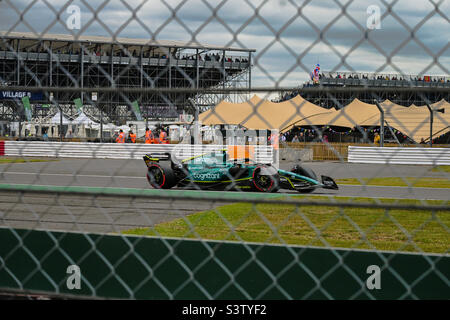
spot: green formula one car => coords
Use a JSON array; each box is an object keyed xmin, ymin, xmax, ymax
[{"xmin": 143, "ymin": 149, "xmax": 338, "ymax": 193}]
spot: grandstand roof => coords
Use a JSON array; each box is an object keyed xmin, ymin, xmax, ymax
[{"xmin": 0, "ymin": 31, "xmax": 255, "ymax": 53}]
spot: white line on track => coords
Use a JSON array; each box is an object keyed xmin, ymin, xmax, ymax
[
  {"xmin": 0, "ymin": 183, "xmax": 446, "ymax": 201},
  {"xmin": 0, "ymin": 171, "xmax": 146, "ymax": 179},
  {"xmin": 1, "ymin": 172, "xmax": 449, "ymax": 191},
  {"xmin": 2, "ymin": 171, "xmax": 449, "ymax": 191}
]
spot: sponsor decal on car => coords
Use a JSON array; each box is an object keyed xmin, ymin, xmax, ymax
[{"xmin": 192, "ymin": 172, "xmax": 222, "ymax": 181}]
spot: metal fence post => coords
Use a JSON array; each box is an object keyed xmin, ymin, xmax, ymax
[
  {"xmin": 375, "ymin": 101, "xmax": 384, "ymax": 147},
  {"xmin": 425, "ymin": 103, "xmax": 433, "ymax": 147}
]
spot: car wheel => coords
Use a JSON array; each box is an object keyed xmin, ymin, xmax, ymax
[
  {"xmin": 146, "ymin": 162, "xmax": 177, "ymax": 189},
  {"xmin": 252, "ymin": 165, "xmax": 280, "ymax": 193}
]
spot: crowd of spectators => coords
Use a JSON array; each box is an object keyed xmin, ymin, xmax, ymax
[
  {"xmin": 4, "ymin": 42, "xmax": 250, "ymax": 63},
  {"xmin": 177, "ymin": 53, "xmax": 249, "ymax": 63},
  {"xmin": 280, "ymin": 126, "xmax": 415, "ymax": 144},
  {"xmin": 319, "ymin": 72, "xmax": 449, "ymax": 83}
]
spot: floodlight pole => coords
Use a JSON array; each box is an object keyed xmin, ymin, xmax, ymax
[
  {"xmin": 425, "ymin": 104, "xmax": 446, "ymax": 147},
  {"xmin": 18, "ymin": 115, "xmax": 22, "ymax": 140},
  {"xmin": 59, "ymin": 104, "xmax": 63, "ymax": 142},
  {"xmin": 100, "ymin": 106, "xmax": 103, "ymax": 143},
  {"xmin": 189, "ymin": 98, "xmax": 199, "ymax": 145},
  {"xmin": 189, "ymin": 98, "xmax": 199, "ymax": 123},
  {"xmin": 375, "ymin": 101, "xmax": 384, "ymax": 147}
]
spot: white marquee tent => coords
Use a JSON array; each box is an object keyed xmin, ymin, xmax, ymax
[{"xmin": 50, "ymin": 111, "xmax": 72, "ymax": 124}]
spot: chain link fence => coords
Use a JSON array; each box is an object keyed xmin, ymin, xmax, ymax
[{"xmin": 0, "ymin": 0, "xmax": 449, "ymax": 301}]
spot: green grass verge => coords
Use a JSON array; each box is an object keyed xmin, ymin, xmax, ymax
[
  {"xmin": 432, "ymin": 166, "xmax": 450, "ymax": 173},
  {"xmin": 123, "ymin": 198, "xmax": 450, "ymax": 254},
  {"xmin": 0, "ymin": 157, "xmax": 57, "ymax": 164},
  {"xmin": 336, "ymin": 177, "xmax": 450, "ymax": 188}
]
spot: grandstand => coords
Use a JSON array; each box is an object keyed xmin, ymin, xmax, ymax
[
  {"xmin": 0, "ymin": 31, "xmax": 254, "ymax": 124},
  {"xmin": 282, "ymin": 71, "xmax": 450, "ymax": 109}
]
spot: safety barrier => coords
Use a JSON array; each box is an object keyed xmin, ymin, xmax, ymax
[
  {"xmin": 348, "ymin": 146, "xmax": 450, "ymax": 165},
  {"xmin": 3, "ymin": 141, "xmax": 273, "ymax": 163}
]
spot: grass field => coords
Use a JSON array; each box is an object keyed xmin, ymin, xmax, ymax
[
  {"xmin": 123, "ymin": 198, "xmax": 450, "ymax": 254},
  {"xmin": 432, "ymin": 166, "xmax": 450, "ymax": 173},
  {"xmin": 336, "ymin": 177, "xmax": 450, "ymax": 188}
]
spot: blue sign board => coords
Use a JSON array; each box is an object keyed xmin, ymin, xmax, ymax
[{"xmin": 0, "ymin": 91, "xmax": 44, "ymax": 101}]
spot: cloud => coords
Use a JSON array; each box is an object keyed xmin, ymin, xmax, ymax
[{"xmin": 0, "ymin": 0, "xmax": 448, "ymax": 87}]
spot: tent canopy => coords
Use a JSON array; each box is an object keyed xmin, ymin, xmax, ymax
[
  {"xmin": 242, "ymin": 95, "xmax": 333, "ymax": 131},
  {"xmin": 200, "ymin": 94, "xmax": 333, "ymax": 131},
  {"xmin": 199, "ymin": 96, "xmax": 450, "ymax": 143},
  {"xmin": 50, "ymin": 111, "xmax": 71, "ymax": 124},
  {"xmin": 288, "ymin": 98, "xmax": 379, "ymax": 129},
  {"xmin": 199, "ymin": 95, "xmax": 262, "ymax": 126},
  {"xmin": 71, "ymin": 111, "xmax": 96, "ymax": 125}
]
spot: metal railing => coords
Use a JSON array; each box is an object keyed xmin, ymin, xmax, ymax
[
  {"xmin": 0, "ymin": 0, "xmax": 448, "ymax": 301},
  {"xmin": 318, "ymin": 77, "xmax": 450, "ymax": 88}
]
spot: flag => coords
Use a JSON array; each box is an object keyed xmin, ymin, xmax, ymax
[
  {"xmin": 131, "ymin": 101, "xmax": 143, "ymax": 121},
  {"xmin": 74, "ymin": 98, "xmax": 83, "ymax": 113},
  {"xmin": 22, "ymin": 96, "xmax": 32, "ymax": 121}
]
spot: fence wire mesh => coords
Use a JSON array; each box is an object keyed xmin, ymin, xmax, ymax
[{"xmin": 0, "ymin": 0, "xmax": 449, "ymax": 300}]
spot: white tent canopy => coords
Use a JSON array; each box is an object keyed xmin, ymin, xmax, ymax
[
  {"xmin": 71, "ymin": 111, "xmax": 96, "ymax": 125},
  {"xmin": 50, "ymin": 111, "xmax": 71, "ymax": 124}
]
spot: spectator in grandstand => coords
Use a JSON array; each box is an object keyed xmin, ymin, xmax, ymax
[
  {"xmin": 299, "ymin": 132, "xmax": 304, "ymax": 142},
  {"xmin": 291, "ymin": 135, "xmax": 300, "ymax": 143},
  {"xmin": 280, "ymin": 133, "xmax": 287, "ymax": 144}
]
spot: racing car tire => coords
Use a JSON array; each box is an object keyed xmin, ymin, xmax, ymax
[
  {"xmin": 147, "ymin": 162, "xmax": 177, "ymax": 189},
  {"xmin": 252, "ymin": 165, "xmax": 280, "ymax": 193}
]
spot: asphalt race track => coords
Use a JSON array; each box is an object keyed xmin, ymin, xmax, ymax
[{"xmin": 0, "ymin": 158, "xmax": 448, "ymax": 233}]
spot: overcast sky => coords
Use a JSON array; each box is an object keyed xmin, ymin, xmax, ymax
[{"xmin": 0, "ymin": 0, "xmax": 449, "ymax": 89}]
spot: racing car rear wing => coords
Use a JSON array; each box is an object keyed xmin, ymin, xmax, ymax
[{"xmin": 143, "ymin": 153, "xmax": 171, "ymax": 165}]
